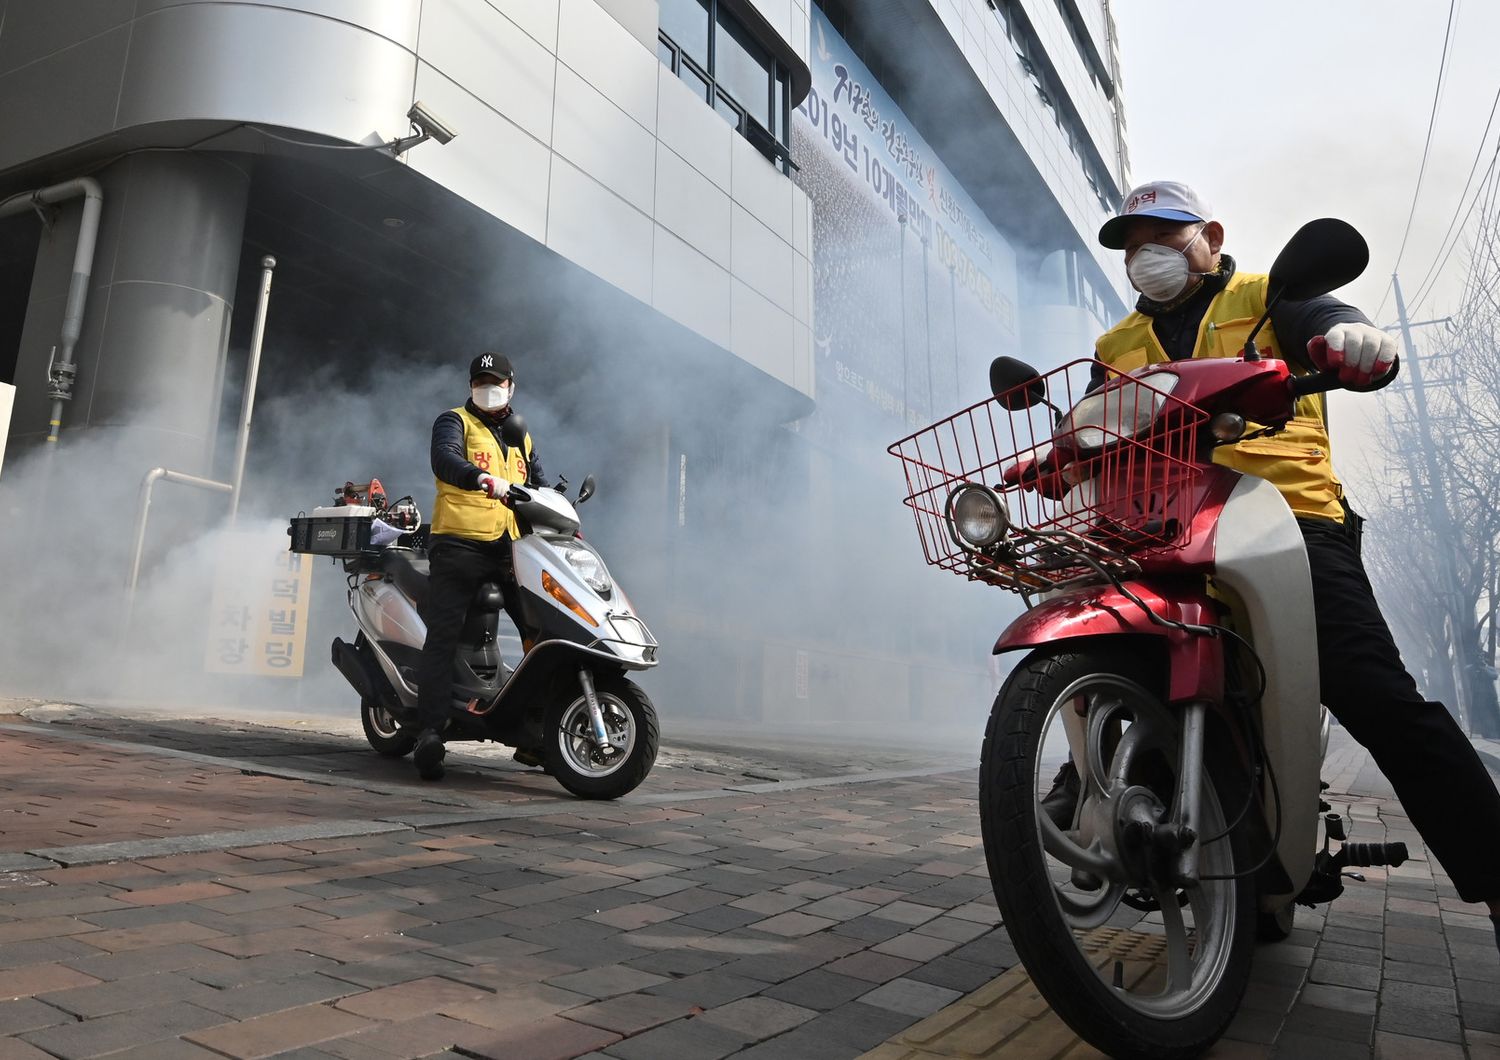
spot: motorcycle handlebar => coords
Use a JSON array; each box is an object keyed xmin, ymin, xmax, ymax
[{"xmin": 1288, "ymin": 354, "xmax": 1401, "ymax": 399}]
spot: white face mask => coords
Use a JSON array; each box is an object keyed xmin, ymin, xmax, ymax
[
  {"xmin": 471, "ymin": 382, "xmax": 512, "ymax": 413},
  {"xmin": 1127, "ymin": 225, "xmax": 1208, "ymax": 303}
]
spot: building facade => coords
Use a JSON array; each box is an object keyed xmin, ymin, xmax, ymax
[{"xmin": 0, "ymin": 0, "xmax": 1127, "ymax": 725}]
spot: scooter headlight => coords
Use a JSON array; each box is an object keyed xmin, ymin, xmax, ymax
[
  {"xmin": 1056, "ymin": 372, "xmax": 1179, "ymax": 451},
  {"xmin": 559, "ymin": 540, "xmax": 612, "ymax": 594},
  {"xmin": 947, "ymin": 485, "xmax": 1009, "ymax": 548}
]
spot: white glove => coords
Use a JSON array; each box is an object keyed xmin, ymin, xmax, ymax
[
  {"xmin": 1309, "ymin": 322, "xmax": 1398, "ymax": 388},
  {"xmin": 476, "ymin": 473, "xmax": 500, "ymax": 498}
]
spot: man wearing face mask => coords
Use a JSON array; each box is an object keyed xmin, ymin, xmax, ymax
[
  {"xmin": 1049, "ymin": 181, "xmax": 1500, "ymax": 941},
  {"xmin": 410, "ymin": 352, "xmax": 549, "ymax": 781}
]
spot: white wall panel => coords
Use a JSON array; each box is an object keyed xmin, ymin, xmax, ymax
[
  {"xmin": 0, "ymin": 0, "xmax": 134, "ymax": 73},
  {"xmin": 730, "ymin": 134, "xmax": 792, "ymax": 244},
  {"xmin": 556, "ymin": 0, "xmax": 657, "ymax": 132},
  {"xmin": 655, "ymin": 143, "xmax": 731, "ymax": 268},
  {"xmin": 653, "ymin": 225, "xmax": 732, "ymax": 348},
  {"xmin": 0, "ymin": 28, "xmax": 129, "ymax": 172},
  {"xmin": 793, "ymin": 320, "xmax": 813, "ymax": 396},
  {"xmin": 117, "ymin": 5, "xmax": 415, "ymax": 144},
  {"xmin": 744, "ymin": 0, "xmax": 792, "ymax": 46},
  {"xmin": 657, "ymin": 65, "xmax": 732, "ymax": 191},
  {"xmin": 553, "ymin": 64, "xmax": 656, "ymax": 214},
  {"xmin": 547, "ymin": 156, "xmax": 654, "ymax": 304},
  {"xmin": 732, "ymin": 203, "xmax": 793, "ymax": 314},
  {"xmin": 791, "ymin": 185, "xmax": 810, "ymax": 258},
  {"xmin": 731, "ymin": 278, "xmax": 795, "ymax": 387},
  {"xmin": 484, "ymin": 0, "xmax": 559, "ymax": 50},
  {"xmin": 792, "ymin": 252, "xmax": 809, "ymax": 324},
  {"xmin": 133, "ymin": 1, "xmax": 422, "ymax": 48},
  {"xmin": 419, "ymin": 0, "xmax": 556, "ymax": 144},
  {"xmin": 409, "ymin": 63, "xmax": 551, "ymax": 244},
  {"xmin": 788, "ymin": 2, "xmax": 809, "ymax": 65}
]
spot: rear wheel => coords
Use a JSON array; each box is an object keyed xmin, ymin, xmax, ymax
[
  {"xmin": 361, "ymin": 698, "xmax": 417, "ymax": 757},
  {"xmin": 979, "ymin": 646, "xmax": 1255, "ymax": 1060},
  {"xmin": 543, "ymin": 675, "xmax": 658, "ymax": 799}
]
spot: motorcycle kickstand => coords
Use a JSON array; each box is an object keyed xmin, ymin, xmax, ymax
[{"xmin": 578, "ymin": 669, "xmax": 615, "ymax": 753}]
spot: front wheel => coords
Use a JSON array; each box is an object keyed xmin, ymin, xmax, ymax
[
  {"xmin": 361, "ymin": 698, "xmax": 417, "ymax": 757},
  {"xmin": 979, "ymin": 646, "xmax": 1255, "ymax": 1060},
  {"xmin": 543, "ymin": 674, "xmax": 658, "ymax": 799}
]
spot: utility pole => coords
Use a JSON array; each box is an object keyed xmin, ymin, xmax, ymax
[{"xmin": 1392, "ymin": 272, "xmax": 1472, "ymax": 730}]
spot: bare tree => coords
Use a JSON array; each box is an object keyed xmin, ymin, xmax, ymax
[{"xmin": 1362, "ymin": 206, "xmax": 1500, "ymax": 738}]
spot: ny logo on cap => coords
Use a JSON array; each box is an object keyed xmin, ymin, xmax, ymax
[{"xmin": 480, "ymin": 354, "xmax": 493, "ymax": 368}]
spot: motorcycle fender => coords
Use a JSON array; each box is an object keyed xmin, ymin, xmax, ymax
[
  {"xmin": 994, "ymin": 585, "xmax": 1224, "ymax": 705},
  {"xmin": 478, "ymin": 639, "xmax": 629, "ymax": 722}
]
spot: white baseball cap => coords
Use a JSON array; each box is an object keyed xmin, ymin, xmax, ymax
[{"xmin": 1099, "ymin": 181, "xmax": 1212, "ymax": 249}]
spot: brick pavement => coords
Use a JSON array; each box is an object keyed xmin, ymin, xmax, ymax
[
  {"xmin": 1, "ymin": 709, "xmax": 1005, "ymax": 1058},
  {"xmin": 0, "ymin": 711, "xmax": 1496, "ymax": 1058},
  {"xmin": 868, "ymin": 731, "xmax": 1500, "ymax": 1060}
]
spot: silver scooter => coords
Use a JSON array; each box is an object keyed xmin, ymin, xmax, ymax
[{"xmin": 295, "ymin": 460, "xmax": 661, "ymax": 799}]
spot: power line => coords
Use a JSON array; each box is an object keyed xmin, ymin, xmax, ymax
[
  {"xmin": 1406, "ymin": 78, "xmax": 1500, "ymax": 311},
  {"xmin": 1410, "ymin": 144, "xmax": 1500, "ymax": 317},
  {"xmin": 1374, "ymin": 0, "xmax": 1459, "ymax": 322}
]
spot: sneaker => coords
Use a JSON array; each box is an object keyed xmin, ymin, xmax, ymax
[
  {"xmin": 413, "ymin": 729, "xmax": 446, "ymax": 781},
  {"xmin": 1041, "ymin": 760, "xmax": 1081, "ymax": 830}
]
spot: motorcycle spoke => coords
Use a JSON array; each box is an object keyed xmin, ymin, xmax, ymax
[
  {"xmin": 1158, "ymin": 888, "xmax": 1195, "ymax": 995},
  {"xmin": 1039, "ymin": 809, "xmax": 1118, "ymax": 878}
]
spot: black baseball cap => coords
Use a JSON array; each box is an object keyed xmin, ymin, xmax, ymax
[{"xmin": 469, "ymin": 352, "xmax": 513, "ymax": 382}]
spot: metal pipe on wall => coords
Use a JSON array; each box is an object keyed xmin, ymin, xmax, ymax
[
  {"xmin": 228, "ymin": 255, "xmax": 276, "ymax": 522},
  {"xmin": 0, "ymin": 177, "xmax": 104, "ymax": 443},
  {"xmin": 127, "ymin": 468, "xmax": 235, "ymax": 594}
]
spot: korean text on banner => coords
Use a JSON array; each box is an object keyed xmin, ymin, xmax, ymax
[{"xmin": 205, "ymin": 530, "xmax": 313, "ymax": 677}]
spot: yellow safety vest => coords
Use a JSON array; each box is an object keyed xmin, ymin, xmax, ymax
[
  {"xmin": 1094, "ymin": 272, "xmax": 1344, "ymax": 523},
  {"xmin": 430, "ymin": 407, "xmax": 533, "ymax": 541}
]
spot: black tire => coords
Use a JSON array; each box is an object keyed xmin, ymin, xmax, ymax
[
  {"xmin": 979, "ymin": 645, "xmax": 1256, "ymax": 1060},
  {"xmin": 361, "ymin": 697, "xmax": 417, "ymax": 758},
  {"xmin": 1256, "ymin": 902, "xmax": 1296, "ymax": 942},
  {"xmin": 543, "ymin": 674, "xmax": 658, "ymax": 799}
]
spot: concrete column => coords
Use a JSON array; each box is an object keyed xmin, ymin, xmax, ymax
[{"xmin": 11, "ymin": 152, "xmax": 250, "ymax": 475}]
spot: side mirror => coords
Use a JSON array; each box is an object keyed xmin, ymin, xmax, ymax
[
  {"xmin": 577, "ymin": 474, "xmax": 596, "ymax": 504},
  {"xmin": 499, "ymin": 412, "xmax": 528, "ymax": 448},
  {"xmin": 989, "ymin": 356, "xmax": 1047, "ymax": 410},
  {"xmin": 1241, "ymin": 218, "xmax": 1369, "ymax": 361},
  {"xmin": 1267, "ymin": 218, "xmax": 1369, "ymax": 302}
]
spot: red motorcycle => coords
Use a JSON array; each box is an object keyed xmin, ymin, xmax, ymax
[{"xmin": 890, "ymin": 220, "xmax": 1407, "ymax": 1058}]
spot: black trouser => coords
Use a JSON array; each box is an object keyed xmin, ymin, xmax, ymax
[
  {"xmin": 414, "ymin": 534, "xmax": 521, "ymax": 731},
  {"xmin": 1300, "ymin": 514, "xmax": 1500, "ymax": 903}
]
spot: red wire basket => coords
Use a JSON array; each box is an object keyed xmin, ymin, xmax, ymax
[{"xmin": 888, "ymin": 359, "xmax": 1210, "ymax": 594}]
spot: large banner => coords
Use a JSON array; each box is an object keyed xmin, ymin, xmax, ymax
[{"xmin": 793, "ymin": 9, "xmax": 1019, "ymax": 451}]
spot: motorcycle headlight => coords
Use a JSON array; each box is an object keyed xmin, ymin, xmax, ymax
[
  {"xmin": 1056, "ymin": 372, "xmax": 1179, "ymax": 451},
  {"xmin": 947, "ymin": 485, "xmax": 1009, "ymax": 548},
  {"xmin": 560, "ymin": 540, "xmax": 612, "ymax": 594}
]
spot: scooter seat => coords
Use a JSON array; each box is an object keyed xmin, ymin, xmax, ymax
[{"xmin": 380, "ymin": 548, "xmax": 430, "ymax": 608}]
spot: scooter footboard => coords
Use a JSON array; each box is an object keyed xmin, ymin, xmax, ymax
[
  {"xmin": 994, "ymin": 583, "xmax": 1225, "ymax": 706},
  {"xmin": 478, "ymin": 639, "xmax": 637, "ymax": 721}
]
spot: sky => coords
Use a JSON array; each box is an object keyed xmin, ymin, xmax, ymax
[{"xmin": 1113, "ymin": 0, "xmax": 1500, "ymax": 499}]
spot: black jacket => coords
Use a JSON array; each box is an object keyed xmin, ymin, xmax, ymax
[{"xmin": 430, "ymin": 401, "xmax": 549, "ymax": 491}]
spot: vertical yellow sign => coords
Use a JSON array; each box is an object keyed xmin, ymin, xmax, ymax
[{"xmin": 204, "ymin": 530, "xmax": 314, "ymax": 677}]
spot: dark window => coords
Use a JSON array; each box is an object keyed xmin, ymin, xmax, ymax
[
  {"xmin": 715, "ymin": 17, "xmax": 773, "ymax": 131},
  {"xmin": 681, "ymin": 59, "xmax": 713, "ymax": 104},
  {"xmin": 659, "ymin": 0, "xmax": 710, "ymax": 69},
  {"xmin": 714, "ymin": 90, "xmax": 743, "ymax": 127},
  {"xmin": 658, "ymin": 0, "xmax": 793, "ymax": 173}
]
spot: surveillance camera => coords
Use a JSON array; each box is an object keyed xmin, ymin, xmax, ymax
[{"xmin": 406, "ymin": 101, "xmax": 457, "ymax": 146}]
